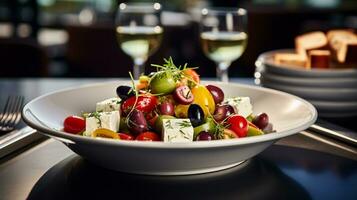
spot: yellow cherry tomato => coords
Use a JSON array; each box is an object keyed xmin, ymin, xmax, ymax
[
  {"xmin": 191, "ymin": 85, "xmax": 216, "ymax": 117},
  {"xmin": 174, "ymin": 104, "xmax": 190, "ymax": 118},
  {"xmin": 139, "ymin": 75, "xmax": 150, "ymax": 83},
  {"xmin": 92, "ymin": 128, "xmax": 120, "ymax": 140}
]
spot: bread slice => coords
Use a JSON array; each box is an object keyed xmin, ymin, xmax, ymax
[
  {"xmin": 327, "ymin": 30, "xmax": 357, "ymax": 63},
  {"xmin": 295, "ymin": 31, "xmax": 328, "ymax": 58},
  {"xmin": 327, "ymin": 29, "xmax": 355, "ymax": 41},
  {"xmin": 308, "ymin": 50, "xmax": 331, "ymax": 69},
  {"xmin": 274, "ymin": 53, "xmax": 307, "ymax": 68}
]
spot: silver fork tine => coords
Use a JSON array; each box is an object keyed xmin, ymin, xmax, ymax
[
  {"xmin": 0, "ymin": 96, "xmax": 24, "ymax": 132},
  {"xmin": 3, "ymin": 96, "xmax": 18, "ymax": 127},
  {"xmin": 13, "ymin": 96, "xmax": 24, "ymax": 124},
  {"xmin": 0, "ymin": 96, "xmax": 14, "ymax": 126},
  {"xmin": 5, "ymin": 97, "xmax": 18, "ymax": 124},
  {"xmin": 0, "ymin": 96, "xmax": 11, "ymax": 124},
  {"xmin": 7, "ymin": 96, "xmax": 24, "ymax": 129},
  {"xmin": 1, "ymin": 96, "xmax": 16, "ymax": 131}
]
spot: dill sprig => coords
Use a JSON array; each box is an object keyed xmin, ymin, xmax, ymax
[
  {"xmin": 165, "ymin": 120, "xmax": 174, "ymax": 129},
  {"xmin": 125, "ymin": 72, "xmax": 139, "ymax": 124},
  {"xmin": 205, "ymin": 106, "xmax": 233, "ymax": 139},
  {"xmin": 88, "ymin": 111, "xmax": 102, "ymax": 128},
  {"xmin": 177, "ymin": 120, "xmax": 192, "ymax": 128},
  {"xmin": 214, "ymin": 121, "xmax": 231, "ymax": 139}
]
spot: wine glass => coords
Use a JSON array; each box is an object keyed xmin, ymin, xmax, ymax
[
  {"xmin": 116, "ymin": 3, "xmax": 163, "ymax": 79},
  {"xmin": 200, "ymin": 8, "xmax": 248, "ymax": 82}
]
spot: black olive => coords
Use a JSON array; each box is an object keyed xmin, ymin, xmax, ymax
[
  {"xmin": 188, "ymin": 104, "xmax": 205, "ymax": 127},
  {"xmin": 116, "ymin": 86, "xmax": 135, "ymax": 100}
]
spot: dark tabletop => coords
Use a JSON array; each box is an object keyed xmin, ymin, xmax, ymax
[
  {"xmin": 0, "ymin": 78, "xmax": 356, "ymax": 200},
  {"xmin": 0, "ymin": 136, "xmax": 356, "ymax": 200}
]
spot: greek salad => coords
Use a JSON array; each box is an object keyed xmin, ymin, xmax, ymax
[{"xmin": 63, "ymin": 58, "xmax": 274, "ymax": 142}]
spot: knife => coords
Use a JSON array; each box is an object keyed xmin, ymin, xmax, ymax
[
  {"xmin": 0, "ymin": 126, "xmax": 46, "ymax": 159},
  {"xmin": 309, "ymin": 119, "xmax": 357, "ymax": 147}
]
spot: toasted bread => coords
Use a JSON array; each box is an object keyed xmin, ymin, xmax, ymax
[
  {"xmin": 274, "ymin": 53, "xmax": 307, "ymax": 68},
  {"xmin": 327, "ymin": 29, "xmax": 357, "ymax": 63},
  {"xmin": 295, "ymin": 31, "xmax": 328, "ymax": 58},
  {"xmin": 308, "ymin": 50, "xmax": 331, "ymax": 69},
  {"xmin": 327, "ymin": 29, "xmax": 355, "ymax": 41}
]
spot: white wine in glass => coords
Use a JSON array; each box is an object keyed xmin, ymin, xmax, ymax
[
  {"xmin": 116, "ymin": 26, "xmax": 163, "ymax": 61},
  {"xmin": 116, "ymin": 3, "xmax": 162, "ymax": 79},
  {"xmin": 201, "ymin": 31, "xmax": 247, "ymax": 63},
  {"xmin": 200, "ymin": 8, "xmax": 248, "ymax": 82}
]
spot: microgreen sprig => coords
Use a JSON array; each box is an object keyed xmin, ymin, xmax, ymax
[
  {"xmin": 125, "ymin": 72, "xmax": 139, "ymax": 124},
  {"xmin": 205, "ymin": 105, "xmax": 232, "ymax": 139},
  {"xmin": 150, "ymin": 57, "xmax": 199, "ymax": 85}
]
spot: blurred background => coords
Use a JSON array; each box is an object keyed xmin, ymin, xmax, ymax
[{"xmin": 0, "ymin": 0, "xmax": 357, "ymax": 78}]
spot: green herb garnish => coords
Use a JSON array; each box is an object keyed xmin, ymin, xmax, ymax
[
  {"xmin": 125, "ymin": 72, "xmax": 139, "ymax": 125},
  {"xmin": 151, "ymin": 57, "xmax": 198, "ymax": 85},
  {"xmin": 177, "ymin": 120, "xmax": 192, "ymax": 128},
  {"xmin": 88, "ymin": 111, "xmax": 102, "ymax": 127},
  {"xmin": 165, "ymin": 120, "xmax": 174, "ymax": 129},
  {"xmin": 179, "ymin": 129, "xmax": 190, "ymax": 139}
]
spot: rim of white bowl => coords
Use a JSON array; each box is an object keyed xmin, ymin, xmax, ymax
[{"xmin": 22, "ymin": 81, "xmax": 318, "ymax": 149}]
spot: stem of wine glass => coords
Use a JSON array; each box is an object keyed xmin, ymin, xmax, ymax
[
  {"xmin": 216, "ymin": 62, "xmax": 231, "ymax": 82},
  {"xmin": 133, "ymin": 58, "xmax": 146, "ymax": 80}
]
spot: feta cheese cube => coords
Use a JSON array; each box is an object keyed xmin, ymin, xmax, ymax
[
  {"xmin": 84, "ymin": 111, "xmax": 120, "ymax": 137},
  {"xmin": 96, "ymin": 97, "xmax": 121, "ymax": 112},
  {"xmin": 224, "ymin": 97, "xmax": 253, "ymax": 118},
  {"xmin": 162, "ymin": 119, "xmax": 194, "ymax": 143}
]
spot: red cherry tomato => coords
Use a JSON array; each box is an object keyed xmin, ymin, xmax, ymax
[
  {"xmin": 119, "ymin": 133, "xmax": 134, "ymax": 140},
  {"xmin": 227, "ymin": 115, "xmax": 248, "ymax": 137},
  {"xmin": 63, "ymin": 116, "xmax": 85, "ymax": 134},
  {"xmin": 146, "ymin": 112, "xmax": 159, "ymax": 127},
  {"xmin": 159, "ymin": 102, "xmax": 175, "ymax": 116},
  {"xmin": 136, "ymin": 131, "xmax": 160, "ymax": 141},
  {"xmin": 121, "ymin": 95, "xmax": 158, "ymax": 115},
  {"xmin": 183, "ymin": 69, "xmax": 200, "ymax": 84}
]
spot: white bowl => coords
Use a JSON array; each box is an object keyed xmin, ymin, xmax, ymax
[
  {"xmin": 22, "ymin": 81, "xmax": 317, "ymax": 175},
  {"xmin": 256, "ymin": 49, "xmax": 357, "ymax": 78}
]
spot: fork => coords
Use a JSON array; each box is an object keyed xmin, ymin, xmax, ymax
[{"xmin": 0, "ymin": 96, "xmax": 24, "ymax": 133}]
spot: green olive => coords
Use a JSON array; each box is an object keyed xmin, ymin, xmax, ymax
[
  {"xmin": 247, "ymin": 125, "xmax": 264, "ymax": 136},
  {"xmin": 119, "ymin": 117, "xmax": 130, "ymax": 133},
  {"xmin": 246, "ymin": 114, "xmax": 254, "ymax": 122},
  {"xmin": 174, "ymin": 104, "xmax": 190, "ymax": 118},
  {"xmin": 150, "ymin": 71, "xmax": 177, "ymax": 95},
  {"xmin": 193, "ymin": 118, "xmax": 215, "ymax": 139}
]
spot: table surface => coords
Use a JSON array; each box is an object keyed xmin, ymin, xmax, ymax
[
  {"xmin": 0, "ymin": 136, "xmax": 356, "ymax": 200},
  {"xmin": 0, "ymin": 78, "xmax": 356, "ymax": 200}
]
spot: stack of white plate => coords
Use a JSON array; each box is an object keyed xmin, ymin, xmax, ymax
[{"xmin": 255, "ymin": 49, "xmax": 357, "ymax": 118}]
